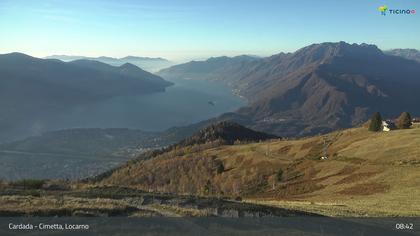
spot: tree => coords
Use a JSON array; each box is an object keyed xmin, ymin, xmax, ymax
[
  {"xmin": 368, "ymin": 112, "xmax": 382, "ymax": 132},
  {"xmin": 216, "ymin": 161, "xmax": 224, "ymax": 174},
  {"xmin": 396, "ymin": 112, "xmax": 412, "ymax": 129},
  {"xmin": 276, "ymin": 169, "xmax": 283, "ymax": 182},
  {"xmin": 203, "ymin": 180, "xmax": 212, "ymax": 195}
]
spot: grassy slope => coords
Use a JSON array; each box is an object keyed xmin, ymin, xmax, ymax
[{"xmin": 102, "ymin": 125, "xmax": 420, "ymax": 216}]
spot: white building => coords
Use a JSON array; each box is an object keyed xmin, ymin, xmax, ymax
[{"xmin": 382, "ymin": 120, "xmax": 396, "ymax": 132}]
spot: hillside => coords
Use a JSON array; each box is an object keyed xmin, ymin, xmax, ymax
[
  {"xmin": 177, "ymin": 121, "xmax": 278, "ymax": 146},
  {"xmin": 45, "ymin": 55, "xmax": 174, "ymax": 72},
  {"xmin": 0, "ymin": 53, "xmax": 172, "ymax": 142},
  {"xmin": 0, "ymin": 53, "xmax": 172, "ymax": 96},
  {"xmin": 100, "ymin": 124, "xmax": 420, "ymax": 216},
  {"xmin": 68, "ymin": 60, "xmax": 168, "ymax": 84},
  {"xmin": 157, "ymin": 55, "xmax": 259, "ymax": 82},
  {"xmin": 158, "ymin": 42, "xmax": 420, "ymax": 136}
]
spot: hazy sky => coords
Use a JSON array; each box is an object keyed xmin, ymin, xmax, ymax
[{"xmin": 0, "ymin": 0, "xmax": 419, "ymax": 61}]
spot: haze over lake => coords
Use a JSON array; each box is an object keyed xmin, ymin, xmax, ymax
[{"xmin": 26, "ymin": 78, "xmax": 245, "ymax": 137}]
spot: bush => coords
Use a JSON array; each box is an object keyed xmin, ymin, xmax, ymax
[
  {"xmin": 368, "ymin": 112, "xmax": 382, "ymax": 132},
  {"xmin": 203, "ymin": 180, "xmax": 212, "ymax": 195},
  {"xmin": 11, "ymin": 179, "xmax": 45, "ymax": 190},
  {"xmin": 396, "ymin": 112, "xmax": 412, "ymax": 129},
  {"xmin": 21, "ymin": 189, "xmax": 41, "ymax": 197},
  {"xmin": 42, "ymin": 181, "xmax": 70, "ymax": 191},
  {"xmin": 216, "ymin": 161, "xmax": 225, "ymax": 174},
  {"xmin": 276, "ymin": 169, "xmax": 283, "ymax": 182},
  {"xmin": 0, "ymin": 179, "xmax": 6, "ymax": 190}
]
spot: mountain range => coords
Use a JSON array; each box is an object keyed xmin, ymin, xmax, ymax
[
  {"xmin": 45, "ymin": 55, "xmax": 174, "ymax": 72},
  {"xmin": 158, "ymin": 42, "xmax": 420, "ymax": 136},
  {"xmin": 2, "ymin": 42, "xmax": 420, "ymax": 179},
  {"xmin": 0, "ymin": 53, "xmax": 172, "ymax": 142},
  {"xmin": 385, "ymin": 49, "xmax": 420, "ymax": 63}
]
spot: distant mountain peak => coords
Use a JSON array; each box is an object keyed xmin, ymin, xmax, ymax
[
  {"xmin": 206, "ymin": 56, "xmax": 229, "ymax": 62},
  {"xmin": 97, "ymin": 56, "xmax": 116, "ymax": 60},
  {"xmin": 206, "ymin": 55, "xmax": 258, "ymax": 62},
  {"xmin": 72, "ymin": 58, "xmax": 107, "ymax": 65},
  {"xmin": 121, "ymin": 56, "xmax": 168, "ymax": 62},
  {"xmin": 1, "ymin": 52, "xmax": 36, "ymax": 60},
  {"xmin": 44, "ymin": 54, "xmax": 173, "ymax": 72},
  {"xmin": 120, "ymin": 62, "xmax": 138, "ymax": 69},
  {"xmin": 295, "ymin": 41, "xmax": 383, "ymax": 60},
  {"xmin": 385, "ymin": 48, "xmax": 420, "ymax": 63},
  {"xmin": 392, "ymin": 48, "xmax": 419, "ymax": 53}
]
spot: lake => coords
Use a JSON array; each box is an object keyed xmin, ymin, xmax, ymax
[
  {"xmin": 28, "ymin": 78, "xmax": 246, "ymax": 134},
  {"xmin": 0, "ymin": 78, "xmax": 246, "ymax": 179}
]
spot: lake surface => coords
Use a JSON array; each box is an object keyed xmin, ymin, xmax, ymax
[
  {"xmin": 0, "ymin": 78, "xmax": 246, "ymax": 179},
  {"xmin": 35, "ymin": 78, "xmax": 246, "ymax": 133}
]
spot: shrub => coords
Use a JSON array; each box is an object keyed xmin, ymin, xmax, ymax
[
  {"xmin": 368, "ymin": 112, "xmax": 382, "ymax": 132},
  {"xmin": 11, "ymin": 179, "xmax": 45, "ymax": 189},
  {"xmin": 216, "ymin": 161, "xmax": 225, "ymax": 174},
  {"xmin": 0, "ymin": 179, "xmax": 6, "ymax": 190},
  {"xmin": 42, "ymin": 181, "xmax": 71, "ymax": 191},
  {"xmin": 276, "ymin": 169, "xmax": 283, "ymax": 182},
  {"xmin": 21, "ymin": 189, "xmax": 41, "ymax": 197},
  {"xmin": 396, "ymin": 112, "xmax": 412, "ymax": 129},
  {"xmin": 203, "ymin": 180, "xmax": 212, "ymax": 195}
]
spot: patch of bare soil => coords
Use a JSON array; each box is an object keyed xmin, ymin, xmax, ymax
[
  {"xmin": 393, "ymin": 159, "xmax": 420, "ymax": 166},
  {"xmin": 314, "ymin": 165, "xmax": 358, "ymax": 182},
  {"xmin": 338, "ymin": 182, "xmax": 389, "ymax": 196},
  {"xmin": 300, "ymin": 141, "xmax": 319, "ymax": 150},
  {"xmin": 275, "ymin": 180, "xmax": 325, "ymax": 199},
  {"xmin": 277, "ymin": 160, "xmax": 326, "ymax": 197},
  {"xmin": 277, "ymin": 145, "xmax": 292, "ymax": 155},
  {"xmin": 334, "ymin": 172, "xmax": 379, "ymax": 185}
]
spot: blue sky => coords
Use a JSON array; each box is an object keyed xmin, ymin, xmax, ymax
[{"xmin": 0, "ymin": 0, "xmax": 419, "ymax": 61}]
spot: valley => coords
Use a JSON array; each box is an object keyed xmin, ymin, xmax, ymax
[
  {"xmin": 0, "ymin": 58, "xmax": 245, "ymax": 143},
  {"xmin": 0, "ymin": 77, "xmax": 245, "ymax": 180},
  {"xmin": 1, "ymin": 42, "xmax": 419, "ymax": 219},
  {"xmin": 1, "ymin": 123, "xmax": 419, "ymax": 218},
  {"xmin": 2, "ymin": 1, "xmax": 420, "ymax": 235}
]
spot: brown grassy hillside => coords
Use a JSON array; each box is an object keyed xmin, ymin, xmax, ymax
[{"xmin": 101, "ymin": 125, "xmax": 420, "ymax": 216}]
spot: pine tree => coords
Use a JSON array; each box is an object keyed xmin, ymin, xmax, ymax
[
  {"xmin": 368, "ymin": 112, "xmax": 382, "ymax": 132},
  {"xmin": 276, "ymin": 169, "xmax": 283, "ymax": 181},
  {"xmin": 216, "ymin": 162, "xmax": 224, "ymax": 174},
  {"xmin": 396, "ymin": 112, "xmax": 412, "ymax": 129},
  {"xmin": 203, "ymin": 180, "xmax": 211, "ymax": 195}
]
